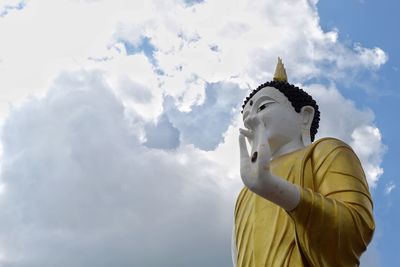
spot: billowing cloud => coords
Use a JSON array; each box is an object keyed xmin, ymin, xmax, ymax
[
  {"xmin": 0, "ymin": 0, "xmax": 25, "ymax": 17},
  {"xmin": 0, "ymin": 71, "xmax": 237, "ymax": 266},
  {"xmin": 162, "ymin": 82, "xmax": 246, "ymax": 150},
  {"xmin": 0, "ymin": 0, "xmax": 387, "ymax": 118},
  {"xmin": 144, "ymin": 114, "xmax": 180, "ymax": 149}
]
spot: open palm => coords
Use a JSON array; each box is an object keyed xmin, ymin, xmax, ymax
[{"xmin": 239, "ymin": 117, "xmax": 272, "ymax": 191}]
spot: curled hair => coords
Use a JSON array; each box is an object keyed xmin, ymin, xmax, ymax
[{"xmin": 241, "ymin": 81, "xmax": 320, "ymax": 142}]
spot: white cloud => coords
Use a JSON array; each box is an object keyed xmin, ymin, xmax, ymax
[
  {"xmin": 354, "ymin": 44, "xmax": 388, "ymax": 69},
  {"xmin": 0, "ymin": 71, "xmax": 238, "ymax": 266},
  {"xmin": 162, "ymin": 82, "xmax": 245, "ymax": 150},
  {"xmin": 0, "ymin": 0, "xmax": 25, "ymax": 17},
  {"xmin": 384, "ymin": 181, "xmax": 396, "ymax": 195},
  {"xmin": 0, "ymin": 0, "xmax": 388, "ymax": 118},
  {"xmin": 350, "ymin": 126, "xmax": 384, "ymax": 187}
]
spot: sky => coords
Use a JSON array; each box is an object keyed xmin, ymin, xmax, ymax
[{"xmin": 0, "ymin": 0, "xmax": 398, "ymax": 266}]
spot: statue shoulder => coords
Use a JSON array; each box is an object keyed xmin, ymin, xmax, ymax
[{"xmin": 309, "ymin": 137, "xmax": 355, "ymax": 164}]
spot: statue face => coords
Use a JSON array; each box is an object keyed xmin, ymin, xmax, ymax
[{"xmin": 242, "ymin": 86, "xmax": 303, "ymax": 149}]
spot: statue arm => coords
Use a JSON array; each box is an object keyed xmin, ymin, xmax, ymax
[
  {"xmin": 249, "ymin": 172, "xmax": 300, "ymax": 211},
  {"xmin": 287, "ymin": 140, "xmax": 375, "ymax": 266}
]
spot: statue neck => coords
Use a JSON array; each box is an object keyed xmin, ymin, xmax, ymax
[{"xmin": 270, "ymin": 137, "xmax": 305, "ymax": 160}]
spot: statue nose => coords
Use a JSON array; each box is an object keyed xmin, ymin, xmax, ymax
[{"xmin": 244, "ymin": 115, "xmax": 257, "ymax": 129}]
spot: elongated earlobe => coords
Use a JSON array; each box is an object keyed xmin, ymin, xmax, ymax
[
  {"xmin": 302, "ymin": 129, "xmax": 311, "ymax": 146},
  {"xmin": 300, "ymin": 106, "xmax": 315, "ymax": 146}
]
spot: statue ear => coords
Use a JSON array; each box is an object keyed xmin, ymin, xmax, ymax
[{"xmin": 300, "ymin": 106, "xmax": 315, "ymax": 146}]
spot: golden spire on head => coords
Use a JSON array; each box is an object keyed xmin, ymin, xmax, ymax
[{"xmin": 273, "ymin": 57, "xmax": 288, "ymax": 82}]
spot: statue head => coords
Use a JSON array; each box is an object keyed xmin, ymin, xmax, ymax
[{"xmin": 241, "ymin": 59, "xmax": 320, "ymax": 150}]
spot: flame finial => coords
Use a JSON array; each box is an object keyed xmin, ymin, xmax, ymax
[{"xmin": 273, "ymin": 57, "xmax": 288, "ymax": 82}]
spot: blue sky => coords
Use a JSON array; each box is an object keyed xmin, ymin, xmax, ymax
[{"xmin": 0, "ymin": 0, "xmax": 398, "ymax": 266}]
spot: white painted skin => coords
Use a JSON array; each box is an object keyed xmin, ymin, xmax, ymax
[{"xmin": 232, "ymin": 86, "xmax": 315, "ymax": 266}]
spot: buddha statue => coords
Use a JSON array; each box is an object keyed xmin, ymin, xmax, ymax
[{"xmin": 232, "ymin": 58, "xmax": 375, "ymax": 267}]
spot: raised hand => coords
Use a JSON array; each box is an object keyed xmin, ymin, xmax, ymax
[
  {"xmin": 239, "ymin": 116, "xmax": 272, "ymax": 192},
  {"xmin": 238, "ymin": 116, "xmax": 300, "ymax": 211}
]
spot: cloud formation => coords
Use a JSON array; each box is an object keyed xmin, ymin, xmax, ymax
[
  {"xmin": 0, "ymin": 71, "xmax": 237, "ymax": 266},
  {"xmin": 0, "ymin": 0, "xmax": 387, "ymax": 118},
  {"xmin": 162, "ymin": 82, "xmax": 246, "ymax": 150},
  {"xmin": 0, "ymin": 0, "xmax": 25, "ymax": 17}
]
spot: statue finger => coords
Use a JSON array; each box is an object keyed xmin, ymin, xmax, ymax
[
  {"xmin": 256, "ymin": 142, "xmax": 271, "ymax": 170},
  {"xmin": 239, "ymin": 128, "xmax": 254, "ymax": 139},
  {"xmin": 239, "ymin": 133, "xmax": 250, "ymax": 162}
]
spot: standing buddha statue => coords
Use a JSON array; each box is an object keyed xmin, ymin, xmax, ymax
[{"xmin": 233, "ymin": 58, "xmax": 375, "ymax": 267}]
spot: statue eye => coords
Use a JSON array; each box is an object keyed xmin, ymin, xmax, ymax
[
  {"xmin": 257, "ymin": 103, "xmax": 271, "ymax": 112},
  {"xmin": 258, "ymin": 104, "xmax": 266, "ymax": 112}
]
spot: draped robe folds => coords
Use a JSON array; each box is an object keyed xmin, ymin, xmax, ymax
[{"xmin": 234, "ymin": 138, "xmax": 375, "ymax": 267}]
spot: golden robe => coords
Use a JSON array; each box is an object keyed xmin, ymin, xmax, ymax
[{"xmin": 234, "ymin": 138, "xmax": 375, "ymax": 267}]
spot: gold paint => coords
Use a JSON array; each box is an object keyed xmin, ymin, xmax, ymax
[
  {"xmin": 273, "ymin": 57, "xmax": 288, "ymax": 82},
  {"xmin": 234, "ymin": 138, "xmax": 374, "ymax": 266}
]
